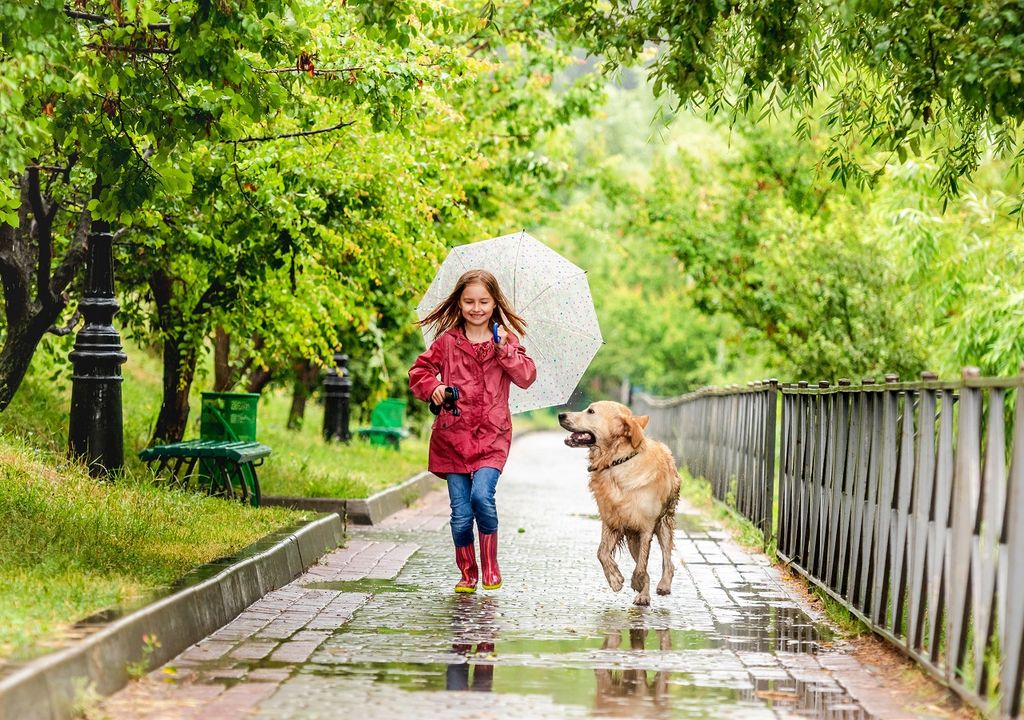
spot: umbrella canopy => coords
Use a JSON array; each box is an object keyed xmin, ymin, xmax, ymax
[{"xmin": 416, "ymin": 231, "xmax": 603, "ymax": 414}]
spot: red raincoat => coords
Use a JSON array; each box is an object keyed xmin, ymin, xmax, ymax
[{"xmin": 409, "ymin": 327, "xmax": 537, "ymax": 477}]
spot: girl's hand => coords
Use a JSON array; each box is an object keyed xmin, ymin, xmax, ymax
[
  {"xmin": 495, "ymin": 325, "xmax": 509, "ymax": 346},
  {"xmin": 431, "ymin": 384, "xmax": 448, "ymax": 405}
]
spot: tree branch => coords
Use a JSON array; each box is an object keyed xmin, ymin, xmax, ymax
[
  {"xmin": 47, "ymin": 309, "xmax": 82, "ymax": 336},
  {"xmin": 227, "ymin": 120, "xmax": 356, "ymax": 144},
  {"xmin": 257, "ymin": 66, "xmax": 365, "ymax": 75},
  {"xmin": 49, "ymin": 176, "xmax": 101, "ymax": 302},
  {"xmin": 86, "ymin": 43, "xmax": 178, "ymax": 55},
  {"xmin": 26, "ymin": 167, "xmax": 56, "ymax": 307},
  {"xmin": 65, "ymin": 6, "xmax": 171, "ymax": 31}
]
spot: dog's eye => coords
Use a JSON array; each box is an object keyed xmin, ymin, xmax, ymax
[{"xmin": 587, "ymin": 408, "xmax": 594, "ymax": 414}]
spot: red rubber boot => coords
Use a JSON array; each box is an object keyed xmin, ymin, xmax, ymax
[
  {"xmin": 479, "ymin": 533, "xmax": 502, "ymax": 590},
  {"xmin": 455, "ymin": 544, "xmax": 478, "ymax": 593}
]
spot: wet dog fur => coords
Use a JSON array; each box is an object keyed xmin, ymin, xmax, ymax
[{"xmin": 559, "ymin": 401, "xmax": 681, "ymax": 605}]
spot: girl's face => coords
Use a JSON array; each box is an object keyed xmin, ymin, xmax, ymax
[{"xmin": 459, "ymin": 282, "xmax": 495, "ymax": 329}]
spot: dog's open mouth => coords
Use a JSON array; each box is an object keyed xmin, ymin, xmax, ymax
[{"xmin": 564, "ymin": 431, "xmax": 596, "ymax": 448}]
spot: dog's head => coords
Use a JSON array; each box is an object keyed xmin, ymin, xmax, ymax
[{"xmin": 558, "ymin": 401, "xmax": 650, "ymax": 451}]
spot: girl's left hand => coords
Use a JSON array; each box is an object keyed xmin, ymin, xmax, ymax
[{"xmin": 495, "ymin": 324, "xmax": 508, "ymax": 346}]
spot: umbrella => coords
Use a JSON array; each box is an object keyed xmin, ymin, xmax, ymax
[{"xmin": 416, "ymin": 231, "xmax": 603, "ymax": 414}]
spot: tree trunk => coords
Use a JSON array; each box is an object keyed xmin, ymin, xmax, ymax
[
  {"xmin": 151, "ymin": 332, "xmax": 198, "ymax": 444},
  {"xmin": 246, "ymin": 367, "xmax": 273, "ymax": 393},
  {"xmin": 0, "ymin": 315, "xmax": 61, "ymax": 411},
  {"xmin": 213, "ymin": 326, "xmax": 232, "ymax": 391},
  {"xmin": 0, "ymin": 170, "xmax": 93, "ymax": 411},
  {"xmin": 286, "ymin": 359, "xmax": 320, "ymax": 430},
  {"xmin": 149, "ymin": 267, "xmax": 197, "ymax": 444}
]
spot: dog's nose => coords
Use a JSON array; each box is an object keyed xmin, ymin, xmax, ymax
[{"xmin": 558, "ymin": 412, "xmax": 567, "ymax": 421}]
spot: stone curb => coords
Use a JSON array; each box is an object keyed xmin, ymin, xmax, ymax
[
  {"xmin": 263, "ymin": 470, "xmax": 438, "ymax": 526},
  {"xmin": 0, "ymin": 513, "xmax": 343, "ymax": 720}
]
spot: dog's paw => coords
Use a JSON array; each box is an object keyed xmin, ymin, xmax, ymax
[
  {"xmin": 608, "ymin": 573, "xmax": 624, "ymax": 592},
  {"xmin": 656, "ymin": 584, "xmax": 672, "ymax": 596},
  {"xmin": 633, "ymin": 592, "xmax": 650, "ymax": 607},
  {"xmin": 631, "ymin": 573, "xmax": 646, "ymax": 592}
]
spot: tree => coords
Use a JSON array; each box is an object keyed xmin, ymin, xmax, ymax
[
  {"xmin": 0, "ymin": 0, "xmax": 320, "ymax": 410},
  {"xmin": 554, "ymin": 0, "xmax": 1024, "ymax": 212},
  {"xmin": 108, "ymin": 0, "xmax": 604, "ymax": 443}
]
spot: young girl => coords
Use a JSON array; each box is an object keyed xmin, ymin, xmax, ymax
[{"xmin": 409, "ymin": 269, "xmax": 537, "ymax": 593}]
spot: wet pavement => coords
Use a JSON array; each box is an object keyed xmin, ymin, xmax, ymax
[{"xmin": 97, "ymin": 432, "xmax": 929, "ymax": 719}]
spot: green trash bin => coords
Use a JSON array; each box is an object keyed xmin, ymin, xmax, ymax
[
  {"xmin": 370, "ymin": 399, "xmax": 407, "ymax": 429},
  {"xmin": 201, "ymin": 392, "xmax": 260, "ymax": 441}
]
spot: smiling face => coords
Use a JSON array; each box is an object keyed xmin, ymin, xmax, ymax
[{"xmin": 459, "ymin": 282, "xmax": 495, "ymax": 330}]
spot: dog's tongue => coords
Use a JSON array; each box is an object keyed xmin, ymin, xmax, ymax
[{"xmin": 566, "ymin": 431, "xmax": 593, "ymax": 447}]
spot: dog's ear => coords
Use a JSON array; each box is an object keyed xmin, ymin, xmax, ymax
[
  {"xmin": 623, "ymin": 415, "xmax": 646, "ymax": 448},
  {"xmin": 634, "ymin": 415, "xmax": 649, "ymax": 429}
]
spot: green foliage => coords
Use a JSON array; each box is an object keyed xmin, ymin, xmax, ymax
[
  {"xmin": 641, "ymin": 117, "xmax": 931, "ymax": 381},
  {"xmin": 555, "ymin": 0, "xmax": 1024, "ymax": 210},
  {"xmin": 527, "ymin": 87, "xmax": 763, "ymax": 399},
  {"xmin": 0, "ymin": 0, "xmax": 604, "ymax": 431}
]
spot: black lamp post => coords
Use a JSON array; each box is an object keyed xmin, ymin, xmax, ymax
[
  {"xmin": 322, "ymin": 352, "xmax": 352, "ymax": 442},
  {"xmin": 68, "ymin": 223, "xmax": 127, "ymax": 476}
]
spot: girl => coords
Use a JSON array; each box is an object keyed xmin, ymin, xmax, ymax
[{"xmin": 409, "ymin": 269, "xmax": 537, "ymax": 593}]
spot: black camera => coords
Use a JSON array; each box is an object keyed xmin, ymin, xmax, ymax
[{"xmin": 429, "ymin": 385, "xmax": 461, "ymax": 417}]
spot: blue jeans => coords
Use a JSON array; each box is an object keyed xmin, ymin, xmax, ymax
[{"xmin": 447, "ymin": 467, "xmax": 500, "ymax": 548}]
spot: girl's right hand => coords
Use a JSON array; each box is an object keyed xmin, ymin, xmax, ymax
[{"xmin": 431, "ymin": 385, "xmax": 448, "ymax": 405}]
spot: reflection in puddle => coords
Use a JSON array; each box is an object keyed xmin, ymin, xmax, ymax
[
  {"xmin": 307, "ymin": 604, "xmax": 867, "ymax": 720},
  {"xmin": 301, "ymin": 578, "xmax": 422, "ymax": 594}
]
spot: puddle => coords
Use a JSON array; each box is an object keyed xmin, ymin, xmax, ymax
[
  {"xmin": 297, "ymin": 660, "xmax": 869, "ymax": 719},
  {"xmin": 676, "ymin": 513, "xmax": 711, "ymax": 533},
  {"xmin": 302, "ymin": 579, "xmax": 422, "ymax": 594}
]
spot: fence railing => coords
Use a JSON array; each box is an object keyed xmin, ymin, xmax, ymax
[
  {"xmin": 633, "ymin": 380, "xmax": 777, "ymax": 540},
  {"xmin": 634, "ymin": 367, "xmax": 1024, "ymax": 718}
]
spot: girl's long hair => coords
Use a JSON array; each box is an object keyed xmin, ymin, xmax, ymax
[{"xmin": 418, "ymin": 269, "xmax": 527, "ymax": 338}]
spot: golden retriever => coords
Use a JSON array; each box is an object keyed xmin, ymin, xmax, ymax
[{"xmin": 559, "ymin": 401, "xmax": 680, "ymax": 606}]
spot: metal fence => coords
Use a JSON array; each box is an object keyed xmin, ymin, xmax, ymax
[
  {"xmin": 635, "ymin": 368, "xmax": 1024, "ymax": 718},
  {"xmin": 633, "ymin": 380, "xmax": 777, "ymax": 539}
]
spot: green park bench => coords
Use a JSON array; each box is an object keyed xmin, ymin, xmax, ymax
[
  {"xmin": 356, "ymin": 398, "xmax": 410, "ymax": 450},
  {"xmin": 138, "ymin": 392, "xmax": 270, "ymax": 506}
]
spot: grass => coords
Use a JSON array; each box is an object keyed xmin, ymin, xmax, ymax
[
  {"xmin": 677, "ymin": 469, "xmax": 770, "ymax": 553},
  {"xmin": 0, "ymin": 341, "xmax": 430, "ymax": 499},
  {"xmin": 0, "ymin": 437, "xmax": 305, "ymax": 660},
  {"xmin": 256, "ymin": 395, "xmax": 429, "ymax": 498}
]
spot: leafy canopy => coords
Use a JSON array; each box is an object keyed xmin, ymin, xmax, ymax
[{"xmin": 555, "ymin": 0, "xmax": 1024, "ymax": 212}]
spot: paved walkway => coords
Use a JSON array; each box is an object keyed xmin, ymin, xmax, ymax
[{"xmin": 97, "ymin": 432, "xmax": 940, "ymax": 719}]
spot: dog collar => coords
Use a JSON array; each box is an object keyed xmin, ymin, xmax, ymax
[{"xmin": 588, "ymin": 451, "xmax": 639, "ymax": 473}]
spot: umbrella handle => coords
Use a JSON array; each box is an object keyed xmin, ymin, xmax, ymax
[{"xmin": 492, "ymin": 322, "xmax": 500, "ymax": 344}]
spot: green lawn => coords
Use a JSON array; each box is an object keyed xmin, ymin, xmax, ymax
[
  {"xmin": 0, "ymin": 438, "xmax": 305, "ymax": 660},
  {"xmin": 256, "ymin": 394, "xmax": 430, "ymax": 498},
  {"xmin": 0, "ymin": 342, "xmax": 431, "ymax": 499}
]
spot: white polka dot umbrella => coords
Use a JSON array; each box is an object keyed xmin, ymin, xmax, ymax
[{"xmin": 416, "ymin": 231, "xmax": 603, "ymax": 414}]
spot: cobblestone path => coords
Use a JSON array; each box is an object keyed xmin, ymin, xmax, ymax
[{"xmin": 98, "ymin": 432, "xmax": 935, "ymax": 719}]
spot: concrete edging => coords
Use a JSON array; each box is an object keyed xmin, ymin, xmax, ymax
[
  {"xmin": 263, "ymin": 470, "xmax": 437, "ymax": 526},
  {"xmin": 0, "ymin": 513, "xmax": 343, "ymax": 720}
]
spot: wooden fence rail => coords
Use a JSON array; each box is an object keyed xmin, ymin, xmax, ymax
[
  {"xmin": 634, "ymin": 367, "xmax": 1024, "ymax": 718},
  {"xmin": 633, "ymin": 380, "xmax": 778, "ymax": 541}
]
